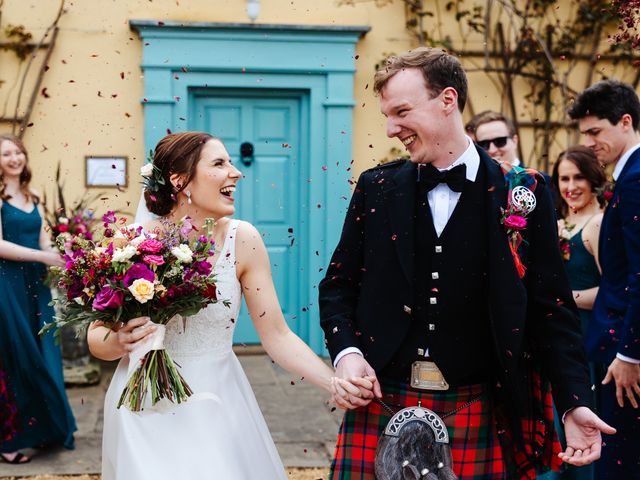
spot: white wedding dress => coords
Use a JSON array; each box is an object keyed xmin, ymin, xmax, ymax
[{"xmin": 102, "ymin": 219, "xmax": 287, "ymax": 479}]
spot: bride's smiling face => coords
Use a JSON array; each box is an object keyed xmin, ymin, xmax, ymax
[{"xmin": 186, "ymin": 139, "xmax": 242, "ymax": 218}]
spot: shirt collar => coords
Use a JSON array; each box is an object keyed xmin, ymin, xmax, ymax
[
  {"xmin": 438, "ymin": 136, "xmax": 480, "ymax": 182},
  {"xmin": 612, "ymin": 142, "xmax": 640, "ymax": 180}
]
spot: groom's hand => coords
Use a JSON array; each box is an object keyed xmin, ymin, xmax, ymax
[
  {"xmin": 558, "ymin": 406, "xmax": 616, "ymax": 466},
  {"xmin": 332, "ymin": 353, "xmax": 382, "ymax": 409}
]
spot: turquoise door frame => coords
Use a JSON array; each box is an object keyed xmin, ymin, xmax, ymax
[
  {"xmin": 191, "ymin": 90, "xmax": 306, "ymax": 345},
  {"xmin": 130, "ymin": 21, "xmax": 369, "ymax": 354}
]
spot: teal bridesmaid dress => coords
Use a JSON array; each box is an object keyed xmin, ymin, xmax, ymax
[
  {"xmin": 0, "ymin": 202, "xmax": 76, "ymax": 452},
  {"xmin": 541, "ymin": 228, "xmax": 599, "ymax": 479}
]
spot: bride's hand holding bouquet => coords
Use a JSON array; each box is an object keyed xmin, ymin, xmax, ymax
[{"xmin": 43, "ymin": 211, "xmax": 227, "ymax": 412}]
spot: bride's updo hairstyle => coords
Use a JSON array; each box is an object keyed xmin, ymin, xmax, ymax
[{"xmin": 144, "ymin": 131, "xmax": 215, "ymax": 216}]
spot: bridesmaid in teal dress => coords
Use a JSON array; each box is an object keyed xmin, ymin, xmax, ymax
[
  {"xmin": 0, "ymin": 134, "xmax": 76, "ymax": 463},
  {"xmin": 543, "ymin": 146, "xmax": 607, "ymax": 480}
]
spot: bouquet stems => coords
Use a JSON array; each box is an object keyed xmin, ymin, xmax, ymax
[{"xmin": 117, "ymin": 349, "xmax": 193, "ymax": 411}]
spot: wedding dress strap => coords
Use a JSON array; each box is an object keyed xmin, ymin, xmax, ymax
[{"xmin": 215, "ymin": 219, "xmax": 239, "ymax": 267}]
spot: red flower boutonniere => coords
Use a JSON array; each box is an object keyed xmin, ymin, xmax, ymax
[{"xmin": 499, "ymin": 164, "xmax": 540, "ymax": 278}]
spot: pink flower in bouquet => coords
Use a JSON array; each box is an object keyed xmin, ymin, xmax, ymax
[
  {"xmin": 180, "ymin": 217, "xmax": 195, "ymax": 237},
  {"xmin": 57, "ymin": 224, "xmax": 69, "ymax": 233},
  {"xmin": 138, "ymin": 238, "xmax": 163, "ymax": 254},
  {"xmin": 504, "ymin": 214, "xmax": 527, "ymax": 230},
  {"xmin": 102, "ymin": 211, "xmax": 117, "ymax": 224},
  {"xmin": 92, "ymin": 285, "xmax": 124, "ymax": 311},
  {"xmin": 143, "ymin": 254, "xmax": 165, "ymax": 266},
  {"xmin": 123, "ymin": 263, "xmax": 155, "ymax": 287}
]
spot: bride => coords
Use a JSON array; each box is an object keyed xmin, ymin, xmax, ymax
[{"xmin": 88, "ymin": 132, "xmax": 366, "ymax": 479}]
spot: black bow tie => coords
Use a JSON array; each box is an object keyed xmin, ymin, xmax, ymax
[{"xmin": 417, "ymin": 163, "xmax": 467, "ymax": 193}]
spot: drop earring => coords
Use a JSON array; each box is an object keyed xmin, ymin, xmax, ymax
[{"xmin": 186, "ymin": 190, "xmax": 192, "ymax": 205}]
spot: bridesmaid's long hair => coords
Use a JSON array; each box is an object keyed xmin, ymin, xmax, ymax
[
  {"xmin": 551, "ymin": 145, "xmax": 606, "ymax": 218},
  {"xmin": 0, "ymin": 134, "xmax": 37, "ymax": 203}
]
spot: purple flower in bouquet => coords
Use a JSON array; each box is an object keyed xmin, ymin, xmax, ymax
[
  {"xmin": 180, "ymin": 217, "xmax": 195, "ymax": 237},
  {"xmin": 123, "ymin": 263, "xmax": 155, "ymax": 287},
  {"xmin": 138, "ymin": 238, "xmax": 163, "ymax": 254},
  {"xmin": 92, "ymin": 285, "xmax": 124, "ymax": 311},
  {"xmin": 192, "ymin": 260, "xmax": 212, "ymax": 276},
  {"xmin": 66, "ymin": 278, "xmax": 84, "ymax": 301},
  {"xmin": 102, "ymin": 211, "xmax": 117, "ymax": 225}
]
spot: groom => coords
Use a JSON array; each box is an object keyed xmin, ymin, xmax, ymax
[{"xmin": 319, "ymin": 47, "xmax": 614, "ymax": 479}]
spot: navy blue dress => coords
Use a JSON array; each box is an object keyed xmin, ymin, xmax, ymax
[{"xmin": 0, "ymin": 202, "xmax": 76, "ymax": 452}]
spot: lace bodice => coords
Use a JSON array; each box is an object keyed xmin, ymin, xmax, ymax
[{"xmin": 164, "ymin": 220, "xmax": 242, "ymax": 358}]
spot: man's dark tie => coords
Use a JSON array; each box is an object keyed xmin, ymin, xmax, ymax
[{"xmin": 418, "ymin": 163, "xmax": 467, "ymax": 193}]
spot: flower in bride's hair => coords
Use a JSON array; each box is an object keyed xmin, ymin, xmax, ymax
[
  {"xmin": 171, "ymin": 244, "xmax": 193, "ymax": 263},
  {"xmin": 140, "ymin": 150, "xmax": 166, "ymax": 193},
  {"xmin": 140, "ymin": 163, "xmax": 154, "ymax": 178},
  {"xmin": 128, "ymin": 278, "xmax": 155, "ymax": 303}
]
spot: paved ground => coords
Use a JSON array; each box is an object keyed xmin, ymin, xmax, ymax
[{"xmin": 0, "ymin": 354, "xmax": 342, "ymax": 479}]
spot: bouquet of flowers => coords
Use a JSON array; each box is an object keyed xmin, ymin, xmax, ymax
[{"xmin": 43, "ymin": 211, "xmax": 227, "ymax": 412}]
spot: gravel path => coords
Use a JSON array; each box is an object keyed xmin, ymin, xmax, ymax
[{"xmin": 3, "ymin": 468, "xmax": 330, "ymax": 480}]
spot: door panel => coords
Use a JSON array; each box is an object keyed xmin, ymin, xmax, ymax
[{"xmin": 192, "ymin": 92, "xmax": 302, "ymax": 345}]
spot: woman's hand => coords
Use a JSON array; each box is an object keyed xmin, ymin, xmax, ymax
[
  {"xmin": 39, "ymin": 250, "xmax": 65, "ymax": 267},
  {"xmin": 114, "ymin": 317, "xmax": 157, "ymax": 353},
  {"xmin": 331, "ymin": 376, "xmax": 377, "ymax": 410}
]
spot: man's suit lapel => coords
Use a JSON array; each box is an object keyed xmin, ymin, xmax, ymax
[
  {"xmin": 600, "ymin": 146, "xmax": 640, "ymax": 261},
  {"xmin": 383, "ymin": 161, "xmax": 416, "ymax": 285}
]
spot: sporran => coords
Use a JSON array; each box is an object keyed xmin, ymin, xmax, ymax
[{"xmin": 375, "ymin": 404, "xmax": 458, "ymax": 480}]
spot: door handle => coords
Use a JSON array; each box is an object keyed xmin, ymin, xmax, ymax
[{"xmin": 240, "ymin": 142, "xmax": 254, "ymax": 167}]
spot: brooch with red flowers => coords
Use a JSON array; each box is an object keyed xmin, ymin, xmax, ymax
[{"xmin": 499, "ymin": 163, "xmax": 540, "ymax": 278}]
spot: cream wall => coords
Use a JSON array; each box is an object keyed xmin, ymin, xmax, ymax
[
  {"xmin": 3, "ymin": 0, "xmax": 630, "ymax": 214},
  {"xmin": 0, "ymin": 0, "xmax": 410, "ymax": 216}
]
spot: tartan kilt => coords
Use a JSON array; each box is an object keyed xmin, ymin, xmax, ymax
[{"xmin": 329, "ymin": 383, "xmax": 506, "ymax": 480}]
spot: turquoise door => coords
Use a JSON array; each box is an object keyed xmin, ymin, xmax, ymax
[{"xmin": 191, "ymin": 91, "xmax": 307, "ymax": 345}]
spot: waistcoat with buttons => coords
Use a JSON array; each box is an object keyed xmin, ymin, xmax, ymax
[{"xmin": 380, "ymin": 161, "xmax": 495, "ymax": 387}]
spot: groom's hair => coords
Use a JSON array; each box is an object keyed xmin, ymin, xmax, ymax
[
  {"xmin": 145, "ymin": 131, "xmax": 216, "ymax": 216},
  {"xmin": 373, "ymin": 47, "xmax": 468, "ymax": 113}
]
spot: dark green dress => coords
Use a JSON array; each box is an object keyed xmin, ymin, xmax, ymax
[
  {"xmin": 0, "ymin": 202, "xmax": 76, "ymax": 452},
  {"xmin": 544, "ymin": 228, "xmax": 600, "ymax": 480}
]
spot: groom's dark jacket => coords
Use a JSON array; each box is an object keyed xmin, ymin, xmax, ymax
[{"xmin": 319, "ymin": 148, "xmax": 593, "ymax": 419}]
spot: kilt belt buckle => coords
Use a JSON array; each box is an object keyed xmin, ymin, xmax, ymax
[{"xmin": 410, "ymin": 361, "xmax": 449, "ymax": 391}]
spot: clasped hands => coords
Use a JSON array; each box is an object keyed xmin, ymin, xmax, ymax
[{"xmin": 330, "ymin": 353, "xmax": 382, "ymax": 410}]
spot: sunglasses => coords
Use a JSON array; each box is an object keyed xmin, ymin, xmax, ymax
[{"xmin": 476, "ymin": 136, "xmax": 510, "ymax": 150}]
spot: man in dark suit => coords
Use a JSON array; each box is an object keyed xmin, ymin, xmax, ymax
[
  {"xmin": 320, "ymin": 47, "xmax": 614, "ymax": 479},
  {"xmin": 569, "ymin": 80, "xmax": 640, "ymax": 479}
]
